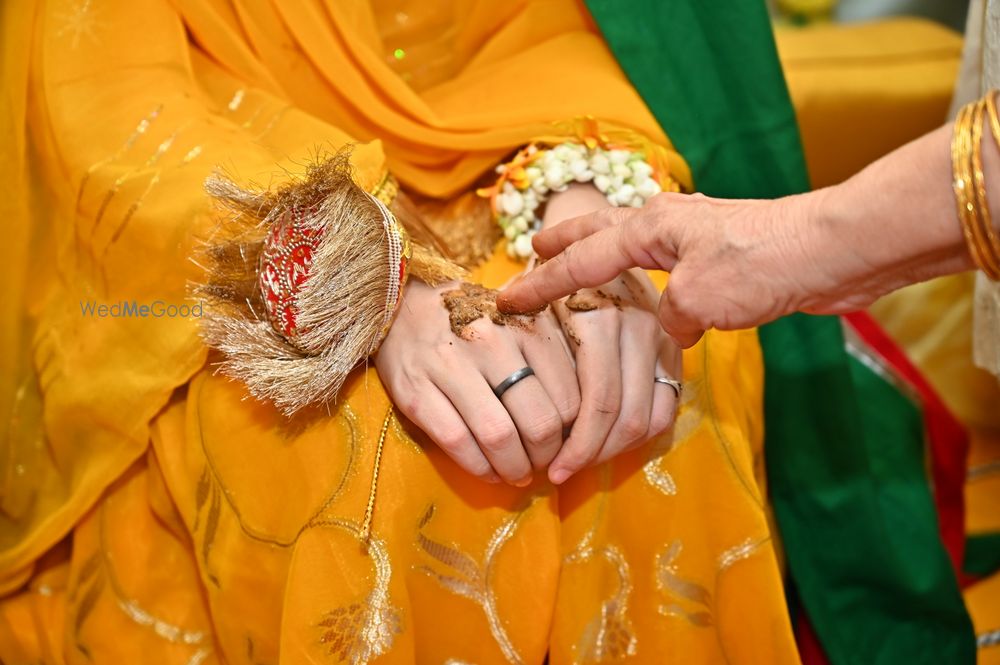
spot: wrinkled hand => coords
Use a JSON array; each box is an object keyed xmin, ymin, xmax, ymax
[
  {"xmin": 498, "ymin": 191, "xmax": 889, "ymax": 347},
  {"xmin": 376, "ymin": 279, "xmax": 580, "ymax": 486}
]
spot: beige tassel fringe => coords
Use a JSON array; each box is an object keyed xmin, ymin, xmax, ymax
[{"xmin": 194, "ymin": 149, "xmax": 463, "ymax": 415}]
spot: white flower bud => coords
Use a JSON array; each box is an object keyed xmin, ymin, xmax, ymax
[
  {"xmin": 629, "ymin": 195, "xmax": 644, "ymax": 208},
  {"xmin": 615, "ymin": 183, "xmax": 636, "ymax": 203},
  {"xmin": 609, "ymin": 175, "xmax": 625, "ymax": 190},
  {"xmin": 608, "ymin": 149, "xmax": 630, "ymax": 164},
  {"xmin": 553, "ymin": 144, "xmax": 574, "ymax": 161},
  {"xmin": 631, "ymin": 161, "xmax": 654, "ymax": 179},
  {"xmin": 525, "ymin": 166, "xmax": 542, "ymax": 180},
  {"xmin": 512, "ymin": 215, "xmax": 529, "ymax": 232},
  {"xmin": 506, "ymin": 242, "xmax": 517, "ymax": 258},
  {"xmin": 612, "ymin": 163, "xmax": 632, "ymax": 179},
  {"xmin": 593, "ymin": 174, "xmax": 611, "ymax": 192},
  {"xmin": 499, "ymin": 190, "xmax": 524, "ymax": 216},
  {"xmin": 514, "ymin": 233, "xmax": 534, "ymax": 258},
  {"xmin": 590, "ymin": 153, "xmax": 611, "ymax": 174},
  {"xmin": 504, "ymin": 223, "xmax": 518, "ymax": 239},
  {"xmin": 568, "ymin": 158, "xmax": 590, "ymax": 177},
  {"xmin": 636, "ymin": 178, "xmax": 661, "ymax": 199},
  {"xmin": 544, "ymin": 163, "xmax": 567, "ymax": 189}
]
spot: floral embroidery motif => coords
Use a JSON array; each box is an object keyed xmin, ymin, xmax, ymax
[
  {"xmin": 565, "ymin": 468, "xmax": 637, "ymax": 662},
  {"xmin": 416, "ymin": 505, "xmax": 526, "ymax": 665},
  {"xmin": 643, "ymin": 376, "xmax": 704, "ymax": 496},
  {"xmin": 317, "ymin": 531, "xmax": 402, "ymax": 665},
  {"xmin": 656, "ymin": 540, "xmax": 713, "ymax": 627}
]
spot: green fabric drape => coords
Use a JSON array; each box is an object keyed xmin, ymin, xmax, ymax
[{"xmin": 584, "ymin": 2, "xmax": 976, "ymax": 663}]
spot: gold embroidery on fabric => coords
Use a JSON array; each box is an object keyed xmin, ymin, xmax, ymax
[
  {"xmin": 1, "ymin": 373, "xmax": 44, "ymax": 520},
  {"xmin": 656, "ymin": 540, "xmax": 713, "ymax": 627},
  {"xmin": 642, "ymin": 377, "xmax": 704, "ymax": 496},
  {"xmin": 74, "ymin": 499, "xmax": 210, "ymax": 655},
  {"xmin": 417, "ymin": 504, "xmax": 528, "ymax": 664},
  {"xmin": 55, "ymin": 0, "xmax": 103, "ymax": 49},
  {"xmin": 99, "ymin": 500, "xmax": 209, "ymax": 645},
  {"xmin": 565, "ymin": 467, "xmax": 638, "ymax": 662},
  {"xmin": 256, "ymin": 107, "xmax": 290, "ymax": 139},
  {"xmin": 77, "ymin": 104, "xmax": 163, "ymax": 213},
  {"xmin": 75, "ymin": 104, "xmax": 163, "ymax": 271},
  {"xmin": 241, "ymin": 105, "xmax": 265, "ymax": 130},
  {"xmin": 110, "ymin": 137, "xmax": 203, "ymax": 245},
  {"xmin": 565, "ymin": 466, "xmax": 610, "ymax": 564},
  {"xmin": 389, "ymin": 409, "xmax": 424, "ymax": 454},
  {"xmin": 702, "ymin": 335, "xmax": 764, "ymax": 508},
  {"xmin": 227, "ymin": 89, "xmax": 246, "ymax": 112},
  {"xmin": 575, "ymin": 545, "xmax": 638, "ymax": 662},
  {"xmin": 186, "ymin": 649, "xmax": 212, "ymax": 665},
  {"xmin": 193, "ymin": 397, "xmax": 359, "ymax": 549},
  {"xmin": 92, "ymin": 125, "xmax": 186, "ymax": 232},
  {"xmin": 183, "ymin": 145, "xmax": 203, "ymax": 163},
  {"xmin": 717, "ymin": 536, "xmax": 770, "ymax": 572},
  {"xmin": 315, "ymin": 520, "xmax": 403, "ymax": 665},
  {"xmin": 72, "ymin": 551, "xmax": 102, "ymax": 655}
]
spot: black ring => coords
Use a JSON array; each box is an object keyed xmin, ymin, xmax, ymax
[{"xmin": 493, "ymin": 366, "xmax": 535, "ymax": 399}]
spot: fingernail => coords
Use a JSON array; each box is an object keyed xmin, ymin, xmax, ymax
[
  {"xmin": 512, "ymin": 474, "xmax": 533, "ymax": 487},
  {"xmin": 495, "ymin": 292, "xmax": 517, "ymax": 314},
  {"xmin": 549, "ymin": 468, "xmax": 571, "ymax": 485}
]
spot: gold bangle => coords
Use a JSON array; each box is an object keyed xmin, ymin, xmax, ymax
[
  {"xmin": 970, "ymin": 98, "xmax": 1000, "ymax": 277},
  {"xmin": 952, "ymin": 102, "xmax": 993, "ymax": 276},
  {"xmin": 979, "ymin": 91, "xmax": 1000, "ymax": 273}
]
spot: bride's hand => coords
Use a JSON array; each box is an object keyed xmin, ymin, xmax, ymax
[
  {"xmin": 540, "ymin": 185, "xmax": 681, "ymax": 485},
  {"xmin": 375, "ymin": 279, "xmax": 580, "ymax": 486}
]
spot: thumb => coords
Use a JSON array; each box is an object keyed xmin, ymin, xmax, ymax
[{"xmin": 657, "ymin": 282, "xmax": 705, "ymax": 349}]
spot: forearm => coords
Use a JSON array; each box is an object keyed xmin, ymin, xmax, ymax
[{"xmin": 806, "ymin": 120, "xmax": 983, "ymax": 290}]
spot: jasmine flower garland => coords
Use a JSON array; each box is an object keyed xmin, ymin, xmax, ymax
[{"xmin": 482, "ymin": 141, "xmax": 665, "ymax": 259}]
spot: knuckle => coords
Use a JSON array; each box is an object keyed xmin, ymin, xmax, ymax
[
  {"xmin": 435, "ymin": 428, "xmax": 469, "ymax": 455},
  {"xmin": 589, "ymin": 391, "xmax": 621, "ymax": 419},
  {"xmin": 556, "ymin": 393, "xmax": 581, "ymax": 425},
  {"xmin": 617, "ymin": 411, "xmax": 650, "ymax": 444},
  {"xmin": 522, "ymin": 411, "xmax": 562, "ymax": 447},
  {"xmin": 650, "ymin": 405, "xmax": 678, "ymax": 436},
  {"xmin": 477, "ymin": 421, "xmax": 518, "ymax": 452}
]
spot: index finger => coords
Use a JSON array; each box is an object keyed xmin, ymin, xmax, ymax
[
  {"xmin": 497, "ymin": 217, "xmax": 665, "ymax": 314},
  {"xmin": 531, "ymin": 206, "xmax": 624, "ymax": 258}
]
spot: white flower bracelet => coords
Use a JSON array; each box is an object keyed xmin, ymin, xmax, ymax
[{"xmin": 479, "ymin": 141, "xmax": 669, "ymax": 260}]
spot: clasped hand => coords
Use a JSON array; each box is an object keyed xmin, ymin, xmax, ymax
[{"xmin": 375, "ymin": 186, "xmax": 681, "ymax": 486}]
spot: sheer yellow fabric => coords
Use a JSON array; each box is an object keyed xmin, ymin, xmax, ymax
[{"xmin": 0, "ymin": 0, "xmax": 796, "ymax": 662}]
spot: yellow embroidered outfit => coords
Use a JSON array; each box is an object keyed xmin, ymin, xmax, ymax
[{"xmin": 0, "ymin": 0, "xmax": 798, "ymax": 662}]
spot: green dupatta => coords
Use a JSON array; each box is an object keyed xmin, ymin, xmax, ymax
[{"xmin": 584, "ymin": 2, "xmax": 976, "ymax": 663}]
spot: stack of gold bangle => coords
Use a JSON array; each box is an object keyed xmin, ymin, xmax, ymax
[{"xmin": 953, "ymin": 91, "xmax": 1000, "ymax": 280}]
